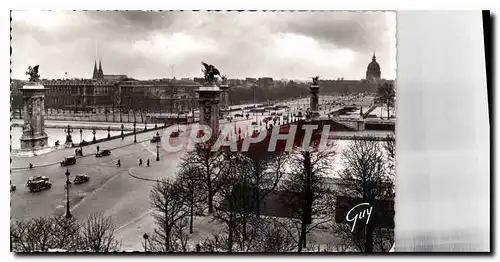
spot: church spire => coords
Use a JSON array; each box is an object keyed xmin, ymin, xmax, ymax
[
  {"xmin": 98, "ymin": 60, "xmax": 103, "ymax": 79},
  {"xmin": 92, "ymin": 60, "xmax": 98, "ymax": 79},
  {"xmin": 372, "ymin": 51, "xmax": 376, "ymax": 62}
]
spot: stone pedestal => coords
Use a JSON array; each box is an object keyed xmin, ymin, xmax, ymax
[
  {"xmin": 196, "ymin": 83, "xmax": 222, "ymax": 136},
  {"xmin": 310, "ymin": 85, "xmax": 320, "ymax": 114},
  {"xmin": 19, "ymin": 83, "xmax": 49, "ymax": 152}
]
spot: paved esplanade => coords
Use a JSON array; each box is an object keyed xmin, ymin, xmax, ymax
[{"xmin": 10, "ymin": 117, "xmax": 259, "ymax": 251}]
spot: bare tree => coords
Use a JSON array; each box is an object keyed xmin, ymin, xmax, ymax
[
  {"xmin": 384, "ymin": 134, "xmax": 396, "ymax": 175},
  {"xmin": 181, "ymin": 140, "xmax": 227, "ymax": 214},
  {"xmin": 374, "ymin": 83, "xmax": 395, "ymax": 119},
  {"xmin": 210, "ymin": 152, "xmax": 246, "ymax": 252},
  {"xmin": 51, "ymin": 216, "xmax": 81, "ymax": 251},
  {"xmin": 171, "ymin": 217, "xmax": 192, "ymax": 252},
  {"xmin": 149, "ymin": 178, "xmax": 187, "ymax": 251},
  {"xmin": 11, "ymin": 213, "xmax": 119, "ymax": 252},
  {"xmin": 279, "ymin": 147, "xmax": 336, "ymax": 252},
  {"xmin": 244, "ymin": 151, "xmax": 288, "ymax": 218},
  {"xmin": 10, "ymin": 217, "xmax": 54, "ymax": 252},
  {"xmin": 80, "ymin": 213, "xmax": 120, "ymax": 252},
  {"xmin": 254, "ymin": 218, "xmax": 296, "ymax": 252},
  {"xmin": 177, "ymin": 164, "xmax": 205, "ymax": 234},
  {"xmin": 332, "ymin": 139, "xmax": 395, "ymax": 252}
]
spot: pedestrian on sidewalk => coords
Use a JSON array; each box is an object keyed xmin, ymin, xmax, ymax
[
  {"xmin": 117, "ymin": 159, "xmax": 121, "ymax": 167},
  {"xmin": 147, "ymin": 159, "xmax": 150, "ymax": 167},
  {"xmin": 97, "ymin": 145, "xmax": 100, "ymax": 152},
  {"xmin": 139, "ymin": 158, "xmax": 143, "ymax": 166}
]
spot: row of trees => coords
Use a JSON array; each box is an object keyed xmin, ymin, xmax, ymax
[
  {"xmin": 145, "ymin": 135, "xmax": 396, "ymax": 252},
  {"xmin": 11, "ymin": 213, "xmax": 120, "ymax": 252}
]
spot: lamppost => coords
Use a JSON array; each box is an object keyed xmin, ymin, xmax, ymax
[
  {"xmin": 133, "ymin": 121, "xmax": 137, "ymax": 143},
  {"xmin": 121, "ymin": 124, "xmax": 124, "ymax": 140},
  {"xmin": 156, "ymin": 132, "xmax": 160, "ymax": 161},
  {"xmin": 79, "ymin": 129, "xmax": 83, "ymax": 154},
  {"xmin": 143, "ymin": 233, "xmax": 149, "ymax": 252},
  {"xmin": 92, "ymin": 129, "xmax": 96, "ymax": 143},
  {"xmin": 65, "ymin": 169, "xmax": 72, "ymax": 218}
]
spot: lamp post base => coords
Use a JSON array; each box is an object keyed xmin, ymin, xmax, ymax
[{"xmin": 65, "ymin": 212, "xmax": 72, "ymax": 219}]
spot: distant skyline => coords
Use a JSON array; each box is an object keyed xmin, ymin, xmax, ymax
[{"xmin": 11, "ymin": 11, "xmax": 396, "ymax": 81}]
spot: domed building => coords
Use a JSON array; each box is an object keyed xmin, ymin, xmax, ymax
[{"xmin": 365, "ymin": 52, "xmax": 381, "ymax": 82}]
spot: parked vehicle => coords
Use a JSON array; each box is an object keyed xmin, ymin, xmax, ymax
[
  {"xmin": 27, "ymin": 180, "xmax": 52, "ymax": 192},
  {"xmin": 96, "ymin": 149, "xmax": 111, "ymax": 157},
  {"xmin": 73, "ymin": 174, "xmax": 90, "ymax": 184},
  {"xmin": 234, "ymin": 113, "xmax": 243, "ymax": 118},
  {"xmin": 11, "ymin": 184, "xmax": 16, "ymax": 192},
  {"xmin": 61, "ymin": 156, "xmax": 77, "ymax": 166},
  {"xmin": 151, "ymin": 135, "xmax": 162, "ymax": 143},
  {"xmin": 170, "ymin": 131, "xmax": 179, "ymax": 138}
]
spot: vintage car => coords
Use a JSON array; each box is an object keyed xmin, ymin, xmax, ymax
[
  {"xmin": 150, "ymin": 135, "xmax": 162, "ymax": 143},
  {"xmin": 27, "ymin": 180, "xmax": 52, "ymax": 192},
  {"xmin": 96, "ymin": 149, "xmax": 111, "ymax": 157},
  {"xmin": 73, "ymin": 174, "xmax": 90, "ymax": 185},
  {"xmin": 11, "ymin": 184, "xmax": 16, "ymax": 192},
  {"xmin": 27, "ymin": 175, "xmax": 49, "ymax": 186},
  {"xmin": 234, "ymin": 113, "xmax": 244, "ymax": 118},
  {"xmin": 170, "ymin": 131, "xmax": 179, "ymax": 138},
  {"xmin": 61, "ymin": 156, "xmax": 77, "ymax": 166}
]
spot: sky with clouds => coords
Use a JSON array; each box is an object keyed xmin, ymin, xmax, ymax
[{"xmin": 11, "ymin": 11, "xmax": 396, "ymax": 81}]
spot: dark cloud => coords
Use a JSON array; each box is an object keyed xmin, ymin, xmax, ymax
[{"xmin": 11, "ymin": 11, "xmax": 396, "ymax": 80}]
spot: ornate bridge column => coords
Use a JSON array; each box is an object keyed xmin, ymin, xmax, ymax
[
  {"xmin": 19, "ymin": 82, "xmax": 49, "ymax": 150},
  {"xmin": 309, "ymin": 84, "xmax": 320, "ymax": 112},
  {"xmin": 196, "ymin": 83, "xmax": 222, "ymax": 136}
]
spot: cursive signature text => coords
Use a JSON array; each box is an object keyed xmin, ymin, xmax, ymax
[{"xmin": 346, "ymin": 202, "xmax": 373, "ymax": 232}]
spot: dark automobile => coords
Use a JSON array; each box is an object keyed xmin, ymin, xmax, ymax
[
  {"xmin": 27, "ymin": 180, "xmax": 52, "ymax": 192},
  {"xmin": 11, "ymin": 184, "xmax": 16, "ymax": 192},
  {"xmin": 61, "ymin": 156, "xmax": 77, "ymax": 166},
  {"xmin": 234, "ymin": 113, "xmax": 244, "ymax": 118},
  {"xmin": 27, "ymin": 175, "xmax": 49, "ymax": 186},
  {"xmin": 150, "ymin": 136, "xmax": 162, "ymax": 143},
  {"xmin": 74, "ymin": 174, "xmax": 90, "ymax": 184},
  {"xmin": 170, "ymin": 131, "xmax": 179, "ymax": 138},
  {"xmin": 96, "ymin": 149, "xmax": 111, "ymax": 157}
]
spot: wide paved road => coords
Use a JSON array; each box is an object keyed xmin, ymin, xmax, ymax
[
  {"xmin": 10, "ymin": 128, "xmax": 184, "ymax": 237},
  {"xmin": 11, "ymin": 122, "xmax": 239, "ymax": 250}
]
